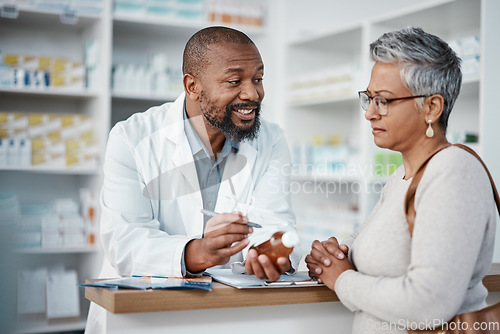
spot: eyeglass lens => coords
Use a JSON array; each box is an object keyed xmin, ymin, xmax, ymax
[{"xmin": 359, "ymin": 92, "xmax": 388, "ymax": 115}]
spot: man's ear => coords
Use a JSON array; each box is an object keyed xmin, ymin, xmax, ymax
[
  {"xmin": 183, "ymin": 73, "xmax": 200, "ymax": 101},
  {"xmin": 425, "ymin": 94, "xmax": 444, "ymax": 124}
]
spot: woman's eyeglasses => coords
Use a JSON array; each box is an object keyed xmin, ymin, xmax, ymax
[{"xmin": 358, "ymin": 91, "xmax": 429, "ymax": 116}]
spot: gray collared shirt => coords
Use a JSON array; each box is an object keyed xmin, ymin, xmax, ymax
[
  {"xmin": 181, "ymin": 103, "xmax": 239, "ymax": 276},
  {"xmin": 183, "ymin": 104, "xmax": 239, "ymax": 226}
]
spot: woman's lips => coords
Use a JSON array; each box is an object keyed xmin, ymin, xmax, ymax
[{"xmin": 372, "ymin": 127, "xmax": 385, "ymax": 135}]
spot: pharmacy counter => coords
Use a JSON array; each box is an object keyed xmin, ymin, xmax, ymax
[{"xmin": 85, "ymin": 264, "xmax": 500, "ymax": 334}]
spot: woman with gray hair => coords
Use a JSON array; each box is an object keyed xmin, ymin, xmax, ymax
[{"xmin": 306, "ymin": 27, "xmax": 497, "ymax": 333}]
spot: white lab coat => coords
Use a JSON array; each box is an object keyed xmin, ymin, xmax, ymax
[{"xmin": 85, "ymin": 93, "xmax": 300, "ymax": 333}]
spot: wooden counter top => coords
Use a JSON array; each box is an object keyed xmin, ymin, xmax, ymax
[
  {"xmin": 86, "ymin": 264, "xmax": 500, "ymax": 314},
  {"xmin": 86, "ymin": 281, "xmax": 338, "ymax": 314}
]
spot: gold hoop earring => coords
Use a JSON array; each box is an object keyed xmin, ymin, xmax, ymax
[{"xmin": 426, "ymin": 120, "xmax": 434, "ymax": 138}]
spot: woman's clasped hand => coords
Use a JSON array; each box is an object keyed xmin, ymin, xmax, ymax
[{"xmin": 305, "ymin": 237, "xmax": 354, "ymax": 290}]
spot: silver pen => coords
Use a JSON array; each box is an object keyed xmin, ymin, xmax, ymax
[{"xmin": 200, "ymin": 209, "xmax": 262, "ymax": 228}]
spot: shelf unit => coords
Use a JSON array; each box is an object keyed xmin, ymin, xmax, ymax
[
  {"xmin": 281, "ymin": 0, "xmax": 500, "ymax": 264},
  {"xmin": 0, "ymin": 1, "xmax": 106, "ymax": 333}
]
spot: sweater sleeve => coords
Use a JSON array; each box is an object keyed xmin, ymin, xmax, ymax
[{"xmin": 335, "ymin": 148, "xmax": 495, "ymax": 324}]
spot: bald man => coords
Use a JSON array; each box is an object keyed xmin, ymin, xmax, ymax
[{"xmin": 86, "ymin": 26, "xmax": 300, "ymax": 334}]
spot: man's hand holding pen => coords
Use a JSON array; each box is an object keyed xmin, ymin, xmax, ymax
[
  {"xmin": 184, "ymin": 212, "xmax": 252, "ymax": 273},
  {"xmin": 201, "ymin": 209, "xmax": 262, "ymax": 228}
]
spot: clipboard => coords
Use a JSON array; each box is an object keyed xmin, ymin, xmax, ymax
[
  {"xmin": 205, "ymin": 269, "xmax": 323, "ymax": 289},
  {"xmin": 78, "ymin": 276, "xmax": 212, "ymax": 291}
]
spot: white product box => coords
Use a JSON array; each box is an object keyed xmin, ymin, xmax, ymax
[
  {"xmin": 61, "ymin": 214, "xmax": 85, "ymax": 234},
  {"xmin": 63, "ymin": 232, "xmax": 86, "ymax": 247},
  {"xmin": 46, "ymin": 269, "xmax": 80, "ymax": 319},
  {"xmin": 42, "ymin": 214, "xmax": 60, "ymax": 234},
  {"xmin": 461, "ymin": 35, "xmax": 480, "ymax": 58},
  {"xmin": 42, "ymin": 233, "xmax": 63, "ymax": 248},
  {"xmin": 17, "ymin": 267, "xmax": 47, "ymax": 314}
]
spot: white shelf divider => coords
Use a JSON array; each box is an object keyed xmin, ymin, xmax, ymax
[
  {"xmin": 287, "ymin": 94, "xmax": 358, "ymax": 108},
  {"xmin": 113, "ymin": 12, "xmax": 267, "ymax": 34},
  {"xmin": 15, "ymin": 316, "xmax": 87, "ymax": 334},
  {"xmin": 112, "ymin": 91, "xmax": 180, "ymax": 103},
  {"xmin": 0, "ymin": 87, "xmax": 100, "ymax": 99},
  {"xmin": 16, "ymin": 246, "xmax": 98, "ymax": 255},
  {"xmin": 0, "ymin": 166, "xmax": 100, "ymax": 175}
]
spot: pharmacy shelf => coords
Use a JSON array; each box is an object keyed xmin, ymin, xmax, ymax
[
  {"xmin": 292, "ymin": 174, "xmax": 390, "ymax": 189},
  {"xmin": 366, "ymin": 176, "xmax": 391, "ymax": 184},
  {"xmin": 0, "ymin": 87, "xmax": 100, "ymax": 100},
  {"xmin": 371, "ymin": 0, "xmax": 480, "ymax": 36},
  {"xmin": 8, "ymin": 3, "xmax": 102, "ymax": 18},
  {"xmin": 212, "ymin": 22, "xmax": 267, "ymax": 35},
  {"xmin": 287, "ymin": 94, "xmax": 358, "ymax": 108},
  {"xmin": 288, "ymin": 23, "xmax": 363, "ymax": 54},
  {"xmin": 113, "ymin": 13, "xmax": 205, "ymax": 38},
  {"xmin": 113, "ymin": 13, "xmax": 266, "ymax": 36},
  {"xmin": 291, "ymin": 172, "xmax": 362, "ymax": 183},
  {"xmin": 462, "ymin": 77, "xmax": 480, "ymax": 85},
  {"xmin": 460, "ymin": 78, "xmax": 480, "ymax": 96},
  {"xmin": 0, "ymin": 166, "xmax": 100, "ymax": 175},
  {"xmin": 112, "ymin": 91, "xmax": 180, "ymax": 103},
  {"xmin": 287, "ymin": 78, "xmax": 478, "ymax": 117},
  {"xmin": 16, "ymin": 247, "xmax": 98, "ymax": 255},
  {"xmin": 1, "ymin": 4, "xmax": 102, "ymax": 30},
  {"xmin": 15, "ymin": 316, "xmax": 87, "ymax": 334},
  {"xmin": 114, "ymin": 12, "xmax": 205, "ymax": 27}
]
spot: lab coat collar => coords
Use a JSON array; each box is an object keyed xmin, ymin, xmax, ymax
[
  {"xmin": 161, "ymin": 93, "xmax": 201, "ymax": 197},
  {"xmin": 163, "ymin": 92, "xmax": 188, "ymax": 145}
]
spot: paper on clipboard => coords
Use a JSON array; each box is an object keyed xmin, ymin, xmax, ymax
[
  {"xmin": 78, "ymin": 276, "xmax": 212, "ymax": 291},
  {"xmin": 205, "ymin": 269, "xmax": 323, "ymax": 289}
]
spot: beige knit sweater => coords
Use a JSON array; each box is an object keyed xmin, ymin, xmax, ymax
[{"xmin": 336, "ymin": 146, "xmax": 497, "ymax": 333}]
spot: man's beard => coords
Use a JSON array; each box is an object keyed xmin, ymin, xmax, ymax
[{"xmin": 201, "ymin": 94, "xmax": 261, "ymax": 142}]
